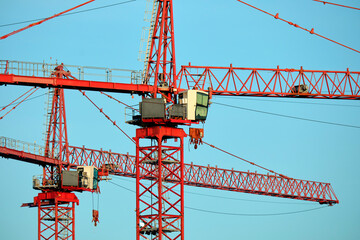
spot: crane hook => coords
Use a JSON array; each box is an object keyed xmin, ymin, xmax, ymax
[{"xmin": 92, "ymin": 209, "xmax": 99, "ymax": 227}]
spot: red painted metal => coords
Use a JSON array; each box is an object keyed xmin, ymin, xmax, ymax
[
  {"xmin": 0, "ymin": 145, "xmax": 61, "ymax": 166},
  {"xmin": 1, "ymin": 64, "xmax": 360, "ymax": 99},
  {"xmin": 0, "ymin": 74, "xmax": 156, "ymax": 95},
  {"xmin": 33, "ymin": 192, "xmax": 79, "ymax": 240},
  {"xmin": 43, "ymin": 88, "xmax": 70, "ymax": 188},
  {"xmin": 189, "ymin": 128, "xmax": 204, "ymax": 149},
  {"xmin": 79, "ymin": 90, "xmax": 136, "ymax": 143},
  {"xmin": 4, "ymin": 60, "xmax": 9, "ymax": 74},
  {"xmin": 177, "ymin": 65, "xmax": 360, "ymax": 99},
  {"xmin": 135, "ymin": 126, "xmax": 186, "ymax": 240},
  {"xmin": 0, "ymin": 0, "xmax": 95, "ymax": 40},
  {"xmin": 31, "ymin": 67, "xmax": 79, "ymax": 239},
  {"xmin": 92, "ymin": 210, "xmax": 99, "ymax": 227},
  {"xmin": 0, "ymin": 144, "xmax": 339, "ymax": 205},
  {"xmin": 145, "ymin": 0, "xmax": 177, "ymax": 99},
  {"xmin": 0, "ymin": 87, "xmax": 39, "ymax": 120}
]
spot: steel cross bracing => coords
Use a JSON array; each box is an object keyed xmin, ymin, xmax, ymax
[
  {"xmin": 43, "ymin": 88, "xmax": 69, "ymax": 188},
  {"xmin": 0, "ymin": 138, "xmax": 339, "ymax": 205},
  {"xmin": 177, "ymin": 65, "xmax": 360, "ymax": 99},
  {"xmin": 145, "ymin": 0, "xmax": 177, "ymax": 95},
  {"xmin": 33, "ymin": 192, "xmax": 79, "ymax": 240},
  {"xmin": 135, "ymin": 126, "xmax": 186, "ymax": 239},
  {"xmin": 1, "ymin": 65, "xmax": 360, "ymax": 99}
]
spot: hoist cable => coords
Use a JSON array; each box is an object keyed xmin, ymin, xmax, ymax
[
  {"xmin": 235, "ymin": 0, "xmax": 360, "ymax": 54},
  {"xmin": 79, "ymin": 90, "xmax": 135, "ymax": 143}
]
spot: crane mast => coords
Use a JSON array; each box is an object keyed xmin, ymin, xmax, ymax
[{"xmin": 136, "ymin": 1, "xmax": 188, "ymax": 238}]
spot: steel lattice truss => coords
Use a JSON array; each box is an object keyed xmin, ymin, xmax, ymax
[
  {"xmin": 34, "ymin": 192, "xmax": 78, "ymax": 240},
  {"xmin": 135, "ymin": 126, "xmax": 186, "ymax": 239},
  {"xmin": 0, "ymin": 144, "xmax": 338, "ymax": 205},
  {"xmin": 177, "ymin": 65, "xmax": 360, "ymax": 99},
  {"xmin": 145, "ymin": 0, "xmax": 177, "ymax": 90},
  {"xmin": 1, "ymin": 65, "xmax": 359, "ymax": 100},
  {"xmin": 43, "ymin": 88, "xmax": 69, "ymax": 186}
]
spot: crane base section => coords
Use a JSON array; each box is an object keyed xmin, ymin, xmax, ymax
[
  {"xmin": 135, "ymin": 126, "xmax": 186, "ymax": 240},
  {"xmin": 31, "ymin": 192, "xmax": 79, "ymax": 240}
]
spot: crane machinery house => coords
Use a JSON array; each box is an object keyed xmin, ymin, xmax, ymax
[
  {"xmin": 140, "ymin": 90, "xmax": 209, "ymax": 121},
  {"xmin": 62, "ymin": 166, "xmax": 98, "ymax": 191}
]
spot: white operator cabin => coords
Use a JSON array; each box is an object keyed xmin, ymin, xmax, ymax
[
  {"xmin": 77, "ymin": 166, "xmax": 98, "ymax": 190},
  {"xmin": 178, "ymin": 90, "xmax": 209, "ymax": 121}
]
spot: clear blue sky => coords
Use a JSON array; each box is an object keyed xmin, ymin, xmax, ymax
[{"xmin": 1, "ymin": 0, "xmax": 360, "ymax": 239}]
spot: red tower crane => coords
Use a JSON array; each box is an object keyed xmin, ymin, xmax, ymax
[{"xmin": 0, "ymin": 0, "xmax": 359, "ymax": 239}]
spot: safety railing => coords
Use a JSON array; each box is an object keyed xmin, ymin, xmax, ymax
[
  {"xmin": 125, "ymin": 105, "xmax": 140, "ymax": 123},
  {"xmin": 0, "ymin": 136, "xmax": 47, "ymax": 156},
  {"xmin": 0, "ymin": 60, "xmax": 143, "ymax": 84}
]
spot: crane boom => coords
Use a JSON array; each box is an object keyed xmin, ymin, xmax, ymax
[
  {"xmin": 177, "ymin": 65, "xmax": 360, "ymax": 99},
  {"xmin": 1, "ymin": 64, "xmax": 359, "ymax": 99},
  {"xmin": 0, "ymin": 138, "xmax": 339, "ymax": 205}
]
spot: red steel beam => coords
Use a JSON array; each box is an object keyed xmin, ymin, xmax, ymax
[
  {"xmin": 0, "ymin": 74, "xmax": 156, "ymax": 95},
  {"xmin": 0, "ymin": 146, "xmax": 61, "ymax": 166},
  {"xmin": 0, "ymin": 145, "xmax": 339, "ymax": 205}
]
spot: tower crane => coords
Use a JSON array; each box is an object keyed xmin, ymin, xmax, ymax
[{"xmin": 0, "ymin": 0, "xmax": 359, "ymax": 239}]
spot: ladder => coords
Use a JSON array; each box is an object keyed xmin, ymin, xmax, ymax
[
  {"xmin": 138, "ymin": 0, "xmax": 158, "ymax": 83},
  {"xmin": 42, "ymin": 88, "xmax": 54, "ymax": 150}
]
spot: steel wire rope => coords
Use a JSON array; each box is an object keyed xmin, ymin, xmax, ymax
[
  {"xmin": 108, "ymin": 180, "xmax": 331, "ymax": 216},
  {"xmin": 313, "ymin": 0, "xmax": 360, "ymax": 11},
  {"xmin": 109, "ymin": 180, "xmax": 136, "ymax": 193},
  {"xmin": 1, "ymin": 0, "xmax": 95, "ymax": 40},
  {"xmin": 0, "ymin": 93, "xmax": 47, "ymax": 109},
  {"xmin": 235, "ymin": 0, "xmax": 360, "ymax": 54},
  {"xmin": 100, "ymin": 92, "xmax": 139, "ymax": 111},
  {"xmin": 216, "ymin": 95, "xmax": 360, "ymax": 108},
  {"xmin": 0, "ymin": 87, "xmax": 36, "ymax": 111},
  {"xmin": 111, "ymin": 176, "xmax": 313, "ymax": 205},
  {"xmin": 79, "ymin": 90, "xmax": 135, "ymax": 143},
  {"xmin": 185, "ymin": 205, "xmax": 331, "ymax": 217},
  {"xmin": 0, "ymin": 87, "xmax": 39, "ymax": 120},
  {"xmin": 0, "ymin": 0, "xmax": 137, "ymax": 28},
  {"xmin": 202, "ymin": 141, "xmax": 290, "ymax": 179},
  {"xmin": 212, "ymin": 101, "xmax": 360, "ymax": 129}
]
